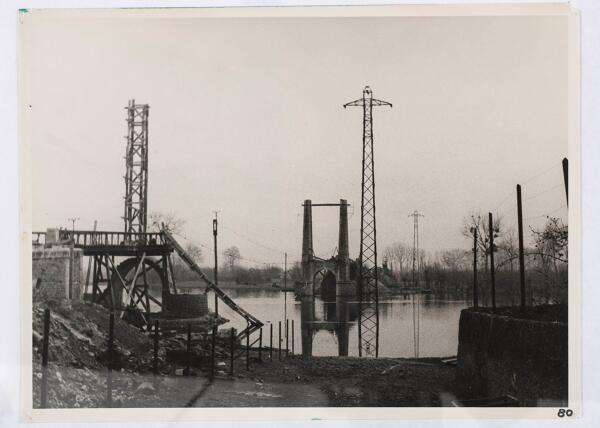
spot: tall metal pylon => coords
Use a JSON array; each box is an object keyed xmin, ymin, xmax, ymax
[
  {"xmin": 409, "ymin": 210, "xmax": 425, "ymax": 289},
  {"xmin": 408, "ymin": 210, "xmax": 424, "ymax": 358},
  {"xmin": 123, "ymin": 99, "xmax": 150, "ymax": 239},
  {"xmin": 344, "ymin": 86, "xmax": 392, "ymax": 357}
]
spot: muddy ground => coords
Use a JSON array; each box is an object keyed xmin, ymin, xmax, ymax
[
  {"xmin": 199, "ymin": 354, "xmax": 459, "ymax": 407},
  {"xmin": 32, "ymin": 297, "xmax": 459, "ymax": 408}
]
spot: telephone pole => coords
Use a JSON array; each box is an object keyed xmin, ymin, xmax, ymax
[
  {"xmin": 344, "ymin": 86, "xmax": 392, "ymax": 358},
  {"xmin": 213, "ymin": 211, "xmax": 219, "ymax": 317},
  {"xmin": 284, "ymin": 252, "xmax": 287, "ymax": 323},
  {"xmin": 67, "ymin": 217, "xmax": 79, "ymax": 300}
]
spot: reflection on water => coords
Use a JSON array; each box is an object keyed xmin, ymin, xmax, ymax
[{"xmin": 198, "ymin": 288, "xmax": 468, "ymax": 358}]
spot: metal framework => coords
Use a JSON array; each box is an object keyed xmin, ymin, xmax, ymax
[
  {"xmin": 33, "ymin": 99, "xmax": 263, "ymax": 334},
  {"xmin": 123, "ymin": 99, "xmax": 149, "ymax": 238},
  {"xmin": 409, "ymin": 210, "xmax": 424, "ymax": 358},
  {"xmin": 344, "ymin": 86, "xmax": 392, "ymax": 357}
]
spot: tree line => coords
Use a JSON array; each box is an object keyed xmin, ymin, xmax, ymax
[{"xmin": 383, "ymin": 210, "xmax": 568, "ymax": 305}]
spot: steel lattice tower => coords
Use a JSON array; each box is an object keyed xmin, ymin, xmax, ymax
[
  {"xmin": 344, "ymin": 86, "xmax": 392, "ymax": 357},
  {"xmin": 123, "ymin": 99, "xmax": 149, "ymax": 239}
]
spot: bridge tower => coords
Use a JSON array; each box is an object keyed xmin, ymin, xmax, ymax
[
  {"xmin": 123, "ymin": 99, "xmax": 150, "ymax": 239},
  {"xmin": 344, "ymin": 86, "xmax": 392, "ymax": 357}
]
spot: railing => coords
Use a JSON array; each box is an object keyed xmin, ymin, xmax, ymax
[{"xmin": 32, "ymin": 230, "xmax": 167, "ymax": 247}]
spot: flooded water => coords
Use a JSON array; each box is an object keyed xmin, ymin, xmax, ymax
[{"xmin": 205, "ymin": 289, "xmax": 468, "ymax": 358}]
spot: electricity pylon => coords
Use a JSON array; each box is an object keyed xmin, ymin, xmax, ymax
[{"xmin": 344, "ymin": 86, "xmax": 392, "ymax": 357}]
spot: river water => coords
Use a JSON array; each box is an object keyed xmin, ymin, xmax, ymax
[{"xmin": 205, "ymin": 289, "xmax": 468, "ymax": 358}]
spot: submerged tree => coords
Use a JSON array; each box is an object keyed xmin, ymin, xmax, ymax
[
  {"xmin": 529, "ymin": 216, "xmax": 568, "ymax": 304},
  {"xmin": 461, "ymin": 211, "xmax": 503, "ymax": 272}
]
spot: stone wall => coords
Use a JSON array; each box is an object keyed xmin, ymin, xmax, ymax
[
  {"xmin": 163, "ymin": 293, "xmax": 209, "ymax": 318},
  {"xmin": 456, "ymin": 307, "xmax": 568, "ymax": 406},
  {"xmin": 32, "ymin": 245, "xmax": 84, "ymax": 300}
]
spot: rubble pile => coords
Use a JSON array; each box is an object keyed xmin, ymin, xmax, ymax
[{"xmin": 31, "ymin": 297, "xmax": 228, "ymax": 408}]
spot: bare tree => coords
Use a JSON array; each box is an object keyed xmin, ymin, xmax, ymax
[
  {"xmin": 439, "ymin": 248, "xmax": 470, "ymax": 271},
  {"xmin": 530, "ymin": 217, "xmax": 568, "ymax": 304},
  {"xmin": 531, "ymin": 217, "xmax": 568, "ymax": 269},
  {"xmin": 383, "ymin": 242, "xmax": 412, "ymax": 280},
  {"xmin": 223, "ymin": 246, "xmax": 241, "ymax": 271},
  {"xmin": 185, "ymin": 243, "xmax": 203, "ymax": 264},
  {"xmin": 149, "ymin": 211, "xmax": 186, "ymax": 234},
  {"xmin": 461, "ymin": 211, "xmax": 503, "ymax": 272}
]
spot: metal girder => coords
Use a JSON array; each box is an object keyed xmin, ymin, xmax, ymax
[{"xmin": 123, "ymin": 100, "xmax": 149, "ymax": 239}]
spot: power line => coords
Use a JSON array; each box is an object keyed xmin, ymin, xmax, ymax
[
  {"xmin": 219, "ymin": 223, "xmax": 299, "ymax": 258},
  {"xmin": 523, "ymin": 204, "xmax": 568, "ymax": 221},
  {"xmin": 522, "ymin": 183, "xmax": 564, "ymax": 202},
  {"xmin": 172, "ymin": 231, "xmax": 287, "ymax": 267}
]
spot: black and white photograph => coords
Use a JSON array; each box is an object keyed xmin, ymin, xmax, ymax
[{"xmin": 11, "ymin": 2, "xmax": 585, "ymax": 422}]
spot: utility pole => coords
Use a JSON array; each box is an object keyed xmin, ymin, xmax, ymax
[
  {"xmin": 344, "ymin": 86, "xmax": 392, "ymax": 358},
  {"xmin": 488, "ymin": 212, "xmax": 497, "ymax": 312},
  {"xmin": 284, "ymin": 252, "xmax": 287, "ymax": 328},
  {"xmin": 517, "ymin": 185, "xmax": 526, "ymax": 307},
  {"xmin": 562, "ymin": 157, "xmax": 569, "ymax": 206},
  {"xmin": 213, "ymin": 211, "xmax": 219, "ymax": 317},
  {"xmin": 84, "ymin": 220, "xmax": 98, "ymax": 299},
  {"xmin": 67, "ymin": 217, "xmax": 79, "ymax": 300},
  {"xmin": 471, "ymin": 226, "xmax": 478, "ymax": 308},
  {"xmin": 408, "ymin": 210, "xmax": 424, "ymax": 359},
  {"xmin": 408, "ymin": 211, "xmax": 425, "ymax": 290}
]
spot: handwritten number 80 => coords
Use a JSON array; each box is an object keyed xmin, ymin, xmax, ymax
[{"xmin": 558, "ymin": 409, "xmax": 573, "ymax": 417}]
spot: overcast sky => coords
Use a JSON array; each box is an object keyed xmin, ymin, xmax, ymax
[{"xmin": 22, "ymin": 11, "xmax": 569, "ymax": 267}]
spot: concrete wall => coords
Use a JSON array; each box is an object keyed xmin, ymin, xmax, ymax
[
  {"xmin": 163, "ymin": 293, "xmax": 209, "ymax": 318},
  {"xmin": 32, "ymin": 246, "xmax": 83, "ymax": 300},
  {"xmin": 456, "ymin": 308, "xmax": 568, "ymax": 406}
]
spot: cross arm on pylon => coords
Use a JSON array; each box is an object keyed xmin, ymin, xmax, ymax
[
  {"xmin": 343, "ymin": 98, "xmax": 393, "ymax": 108},
  {"xmin": 343, "ymin": 98, "xmax": 364, "ymax": 108},
  {"xmin": 371, "ymin": 99, "xmax": 392, "ymax": 107}
]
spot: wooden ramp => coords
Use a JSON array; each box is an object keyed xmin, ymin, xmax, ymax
[{"xmin": 161, "ymin": 228, "xmax": 264, "ymax": 339}]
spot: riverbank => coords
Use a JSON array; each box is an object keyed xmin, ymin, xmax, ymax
[
  {"xmin": 175, "ymin": 280, "xmax": 282, "ymax": 291},
  {"xmin": 204, "ymin": 355, "xmax": 459, "ymax": 407},
  {"xmin": 32, "ymin": 297, "xmax": 460, "ymax": 408}
]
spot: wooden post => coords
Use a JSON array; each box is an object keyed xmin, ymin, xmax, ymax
[
  {"xmin": 517, "ymin": 185, "xmax": 526, "ymax": 307},
  {"xmin": 472, "ymin": 227, "xmax": 478, "ymax": 308},
  {"xmin": 278, "ymin": 321, "xmax": 282, "ymax": 360},
  {"xmin": 286, "ymin": 319, "xmax": 289, "ymax": 356},
  {"xmin": 213, "ymin": 214, "xmax": 219, "ymax": 317},
  {"xmin": 210, "ymin": 324, "xmax": 216, "ymax": 381},
  {"xmin": 269, "ymin": 323, "xmax": 273, "ymax": 362},
  {"xmin": 258, "ymin": 328, "xmax": 263, "ymax": 362},
  {"xmin": 186, "ymin": 323, "xmax": 192, "ymax": 376},
  {"xmin": 230, "ymin": 328, "xmax": 235, "ymax": 376},
  {"xmin": 107, "ymin": 312, "xmax": 114, "ymax": 407},
  {"xmin": 291, "ymin": 320, "xmax": 295, "ymax": 354},
  {"xmin": 246, "ymin": 327, "xmax": 250, "ymax": 371},
  {"xmin": 489, "ymin": 212, "xmax": 496, "ymax": 312},
  {"xmin": 562, "ymin": 157, "xmax": 569, "ymax": 205},
  {"xmin": 40, "ymin": 309, "xmax": 50, "ymax": 408},
  {"xmin": 284, "ymin": 253, "xmax": 287, "ymax": 331},
  {"xmin": 153, "ymin": 320, "xmax": 159, "ymax": 376}
]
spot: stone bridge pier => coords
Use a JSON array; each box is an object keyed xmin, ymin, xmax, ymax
[{"xmin": 297, "ymin": 199, "xmax": 357, "ymax": 298}]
